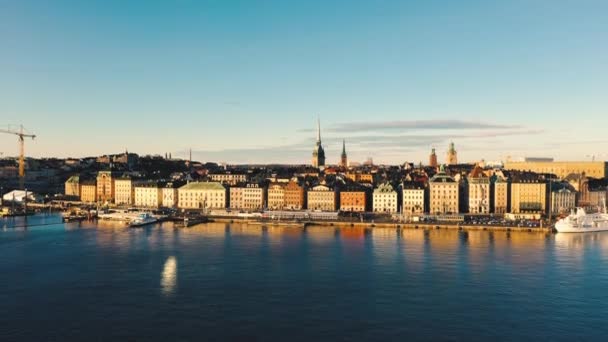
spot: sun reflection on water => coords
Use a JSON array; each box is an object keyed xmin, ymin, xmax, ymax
[{"xmin": 161, "ymin": 256, "xmax": 177, "ymax": 296}]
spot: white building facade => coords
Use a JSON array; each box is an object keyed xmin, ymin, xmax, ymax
[
  {"xmin": 402, "ymin": 183, "xmax": 425, "ymax": 214},
  {"xmin": 373, "ymin": 183, "xmax": 398, "ymax": 213},
  {"xmin": 178, "ymin": 182, "xmax": 227, "ymax": 209},
  {"xmin": 134, "ymin": 183, "xmax": 162, "ymax": 208},
  {"xmin": 429, "ymin": 166, "xmax": 459, "ymax": 214},
  {"xmin": 468, "ymin": 168, "xmax": 490, "ymax": 214}
]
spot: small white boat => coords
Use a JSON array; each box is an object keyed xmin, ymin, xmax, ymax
[
  {"xmin": 555, "ymin": 207, "xmax": 608, "ymax": 233},
  {"xmin": 129, "ymin": 212, "xmax": 158, "ymax": 227},
  {"xmin": 98, "ymin": 210, "xmax": 139, "ymax": 221}
]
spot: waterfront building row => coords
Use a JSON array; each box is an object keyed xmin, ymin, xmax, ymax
[
  {"xmin": 504, "ymin": 161, "xmax": 608, "ymax": 179},
  {"xmin": 64, "ymin": 170, "xmax": 607, "ymax": 216}
]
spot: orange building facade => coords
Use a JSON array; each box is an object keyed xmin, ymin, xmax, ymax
[
  {"xmin": 340, "ymin": 188, "xmax": 369, "ymax": 212},
  {"xmin": 96, "ymin": 171, "xmax": 115, "ymax": 203},
  {"xmin": 284, "ymin": 179, "xmax": 306, "ymax": 210}
]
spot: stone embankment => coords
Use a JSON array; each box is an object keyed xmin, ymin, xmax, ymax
[{"xmin": 210, "ymin": 217, "xmax": 554, "ymax": 233}]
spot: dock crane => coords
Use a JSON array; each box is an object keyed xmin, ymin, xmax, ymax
[{"xmin": 0, "ymin": 125, "xmax": 36, "ymax": 189}]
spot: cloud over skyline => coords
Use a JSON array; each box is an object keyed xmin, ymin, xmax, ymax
[
  {"xmin": 188, "ymin": 121, "xmax": 545, "ymax": 164},
  {"xmin": 327, "ymin": 119, "xmax": 521, "ymax": 133}
]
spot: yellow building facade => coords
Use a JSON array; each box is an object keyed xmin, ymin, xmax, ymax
[
  {"xmin": 80, "ymin": 183, "xmax": 97, "ymax": 203},
  {"xmin": 307, "ymin": 184, "xmax": 337, "ymax": 211},
  {"xmin": 510, "ymin": 181, "xmax": 547, "ymax": 214},
  {"xmin": 209, "ymin": 173, "xmax": 248, "ymax": 185},
  {"xmin": 345, "ymin": 172, "xmax": 373, "ymax": 183},
  {"xmin": 504, "ymin": 161, "xmax": 607, "ymax": 179},
  {"xmin": 114, "ymin": 178, "xmax": 134, "ymax": 206},
  {"xmin": 267, "ymin": 183, "xmax": 286, "ymax": 210},
  {"xmin": 494, "ymin": 180, "xmax": 509, "ymax": 214},
  {"xmin": 64, "ymin": 175, "xmax": 80, "ymax": 197},
  {"xmin": 402, "ymin": 183, "xmax": 425, "ymax": 214},
  {"xmin": 429, "ymin": 167, "xmax": 459, "ymax": 214}
]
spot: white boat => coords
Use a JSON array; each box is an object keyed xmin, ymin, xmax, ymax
[
  {"xmin": 98, "ymin": 210, "xmax": 139, "ymax": 221},
  {"xmin": 555, "ymin": 207, "xmax": 608, "ymax": 233},
  {"xmin": 129, "ymin": 212, "xmax": 158, "ymax": 227}
]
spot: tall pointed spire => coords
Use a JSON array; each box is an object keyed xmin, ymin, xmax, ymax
[
  {"xmin": 312, "ymin": 117, "xmax": 325, "ymax": 168},
  {"xmin": 340, "ymin": 139, "xmax": 347, "ymax": 168},
  {"xmin": 316, "ymin": 117, "xmax": 321, "ymax": 143}
]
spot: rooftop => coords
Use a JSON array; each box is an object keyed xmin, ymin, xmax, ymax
[
  {"xmin": 179, "ymin": 182, "xmax": 225, "ymax": 191},
  {"xmin": 65, "ymin": 175, "xmax": 80, "ymax": 183},
  {"xmin": 374, "ymin": 183, "xmax": 396, "ymax": 193},
  {"xmin": 430, "ymin": 166, "xmax": 456, "ymax": 183}
]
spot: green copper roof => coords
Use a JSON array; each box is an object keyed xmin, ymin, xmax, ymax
[
  {"xmin": 374, "ymin": 183, "xmax": 396, "ymax": 193},
  {"xmin": 66, "ymin": 175, "xmax": 80, "ymax": 183},
  {"xmin": 179, "ymin": 182, "xmax": 225, "ymax": 191}
]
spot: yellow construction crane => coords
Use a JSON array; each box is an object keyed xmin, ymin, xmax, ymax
[{"xmin": 0, "ymin": 125, "xmax": 36, "ymax": 189}]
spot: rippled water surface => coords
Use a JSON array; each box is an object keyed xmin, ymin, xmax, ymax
[{"xmin": 1, "ymin": 215, "xmax": 607, "ymax": 341}]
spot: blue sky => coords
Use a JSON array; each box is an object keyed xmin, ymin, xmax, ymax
[{"xmin": 1, "ymin": 0, "xmax": 607, "ymax": 164}]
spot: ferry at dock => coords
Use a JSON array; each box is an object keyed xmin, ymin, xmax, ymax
[
  {"xmin": 554, "ymin": 207, "xmax": 608, "ymax": 233},
  {"xmin": 129, "ymin": 212, "xmax": 158, "ymax": 227}
]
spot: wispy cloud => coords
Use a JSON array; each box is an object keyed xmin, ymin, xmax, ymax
[
  {"xmin": 185, "ymin": 127, "xmax": 543, "ymax": 164},
  {"xmin": 222, "ymin": 101, "xmax": 243, "ymax": 107},
  {"xmin": 328, "ymin": 119, "xmax": 520, "ymax": 132}
]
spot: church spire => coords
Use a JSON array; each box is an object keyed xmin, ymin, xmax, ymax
[
  {"xmin": 340, "ymin": 139, "xmax": 347, "ymax": 168},
  {"xmin": 312, "ymin": 118, "xmax": 325, "ymax": 168},
  {"xmin": 316, "ymin": 117, "xmax": 321, "ymax": 143}
]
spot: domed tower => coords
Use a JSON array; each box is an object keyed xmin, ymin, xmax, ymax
[
  {"xmin": 312, "ymin": 119, "xmax": 326, "ymax": 168},
  {"xmin": 446, "ymin": 142, "xmax": 458, "ymax": 165},
  {"xmin": 340, "ymin": 139, "xmax": 348, "ymax": 168}
]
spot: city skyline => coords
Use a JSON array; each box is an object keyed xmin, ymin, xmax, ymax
[{"xmin": 1, "ymin": 1, "xmax": 607, "ymax": 163}]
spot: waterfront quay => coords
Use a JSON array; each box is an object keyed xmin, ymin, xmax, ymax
[
  {"xmin": 209, "ymin": 216, "xmax": 554, "ymax": 233},
  {"xmin": 3, "ymin": 145, "xmax": 608, "ymax": 231},
  {"xmin": 1, "ymin": 207, "xmax": 554, "ymax": 233}
]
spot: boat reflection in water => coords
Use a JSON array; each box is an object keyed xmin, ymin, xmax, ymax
[
  {"xmin": 161, "ymin": 256, "xmax": 177, "ymax": 296},
  {"xmin": 555, "ymin": 231, "xmax": 608, "ymax": 250}
]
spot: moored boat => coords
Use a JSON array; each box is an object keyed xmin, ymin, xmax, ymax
[
  {"xmin": 129, "ymin": 212, "xmax": 158, "ymax": 227},
  {"xmin": 554, "ymin": 207, "xmax": 608, "ymax": 233}
]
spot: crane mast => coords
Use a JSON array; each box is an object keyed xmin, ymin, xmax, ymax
[{"xmin": 0, "ymin": 125, "xmax": 36, "ymax": 189}]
